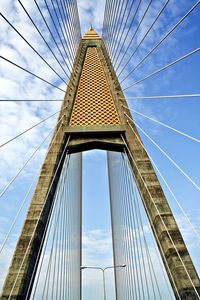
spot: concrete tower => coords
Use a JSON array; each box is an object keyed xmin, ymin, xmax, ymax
[{"xmin": 1, "ymin": 28, "xmax": 200, "ymax": 300}]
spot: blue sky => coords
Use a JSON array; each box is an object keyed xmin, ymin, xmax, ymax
[{"xmin": 0, "ymin": 0, "xmax": 200, "ymax": 299}]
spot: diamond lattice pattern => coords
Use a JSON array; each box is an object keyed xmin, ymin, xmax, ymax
[{"xmin": 70, "ymin": 47, "xmax": 120, "ymax": 126}]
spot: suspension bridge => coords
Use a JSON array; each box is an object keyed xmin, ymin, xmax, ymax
[{"xmin": 0, "ymin": 0, "xmax": 200, "ymax": 299}]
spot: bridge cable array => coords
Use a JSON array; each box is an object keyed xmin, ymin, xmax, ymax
[
  {"xmin": 0, "ymin": 107, "xmax": 68, "ymax": 201},
  {"xmin": 103, "ymin": 0, "xmax": 200, "ymax": 89},
  {"xmin": 122, "ymin": 112, "xmax": 200, "ymax": 242},
  {"xmin": 108, "ymin": 150, "xmax": 175, "ymax": 299},
  {"xmin": 0, "ymin": 0, "xmax": 81, "ymax": 95},
  {"xmin": 29, "ymin": 152, "xmax": 82, "ymax": 300},
  {"xmin": 121, "ymin": 136, "xmax": 200, "ymax": 299},
  {"xmin": 0, "ymin": 115, "xmax": 67, "ymax": 255},
  {"xmin": 127, "ymin": 118, "xmax": 200, "ymax": 192}
]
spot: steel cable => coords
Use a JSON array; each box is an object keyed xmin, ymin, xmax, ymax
[
  {"xmin": 33, "ymin": 0, "xmax": 72, "ymax": 77},
  {"xmin": 113, "ymin": 0, "xmax": 142, "ymax": 67},
  {"xmin": 123, "ymin": 105, "xmax": 200, "ymax": 142},
  {"xmin": 44, "ymin": 0, "xmax": 73, "ymax": 69},
  {"xmin": 50, "ymin": 0, "xmax": 74, "ymax": 64},
  {"xmin": 121, "ymin": 135, "xmax": 183, "ymax": 299},
  {"xmin": 17, "ymin": 0, "xmax": 72, "ymax": 79},
  {"xmin": 116, "ymin": 0, "xmax": 154, "ymax": 74},
  {"xmin": 107, "ymin": 0, "xmax": 122, "ymax": 53},
  {"xmin": 120, "ymin": 0, "xmax": 200, "ymax": 83},
  {"xmin": 126, "ymin": 117, "xmax": 200, "ymax": 192},
  {"xmin": 122, "ymin": 47, "xmax": 200, "ymax": 89},
  {"xmin": 0, "ymin": 55, "xmax": 66, "ymax": 93},
  {"xmin": 0, "ymin": 13, "xmax": 68, "ymax": 85},
  {"xmin": 8, "ymin": 136, "xmax": 71, "ymax": 299},
  {"xmin": 112, "ymin": 0, "xmax": 136, "ymax": 65},
  {"xmin": 110, "ymin": 0, "xmax": 129, "ymax": 59},
  {"xmin": 122, "ymin": 130, "xmax": 200, "ymax": 298},
  {"xmin": 54, "ymin": 0, "xmax": 75, "ymax": 62},
  {"xmin": 117, "ymin": 0, "xmax": 171, "ymax": 77},
  {"xmin": 124, "ymin": 116, "xmax": 200, "ymax": 243}
]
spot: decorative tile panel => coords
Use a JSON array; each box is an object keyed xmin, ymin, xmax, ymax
[{"xmin": 70, "ymin": 47, "xmax": 120, "ymax": 126}]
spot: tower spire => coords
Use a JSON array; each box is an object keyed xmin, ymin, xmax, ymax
[{"xmin": 82, "ymin": 26, "xmax": 101, "ymax": 40}]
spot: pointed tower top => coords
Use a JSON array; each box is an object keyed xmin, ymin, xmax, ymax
[{"xmin": 82, "ymin": 26, "xmax": 101, "ymax": 40}]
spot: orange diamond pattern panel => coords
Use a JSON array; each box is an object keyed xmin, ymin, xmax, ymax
[{"xmin": 70, "ymin": 47, "xmax": 120, "ymax": 126}]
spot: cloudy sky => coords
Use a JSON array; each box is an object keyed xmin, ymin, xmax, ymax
[{"xmin": 0, "ymin": 0, "xmax": 200, "ymax": 299}]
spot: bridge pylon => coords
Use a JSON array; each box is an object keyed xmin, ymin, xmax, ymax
[{"xmin": 1, "ymin": 27, "xmax": 200, "ymax": 300}]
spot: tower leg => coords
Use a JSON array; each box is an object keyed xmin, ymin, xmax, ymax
[
  {"xmin": 0, "ymin": 128, "xmax": 68, "ymax": 299},
  {"xmin": 124, "ymin": 124, "xmax": 200, "ymax": 299}
]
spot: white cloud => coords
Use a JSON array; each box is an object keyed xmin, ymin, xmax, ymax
[{"xmin": 77, "ymin": 0, "xmax": 106, "ymax": 34}]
